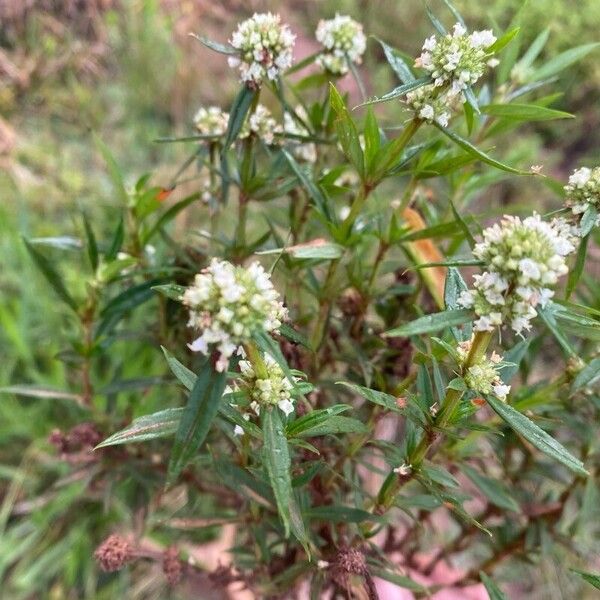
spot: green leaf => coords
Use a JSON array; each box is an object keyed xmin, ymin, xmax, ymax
[
  {"xmin": 480, "ymin": 572, "xmax": 508, "ymax": 600},
  {"xmin": 580, "ymin": 205, "xmax": 598, "ymax": 237},
  {"xmin": 329, "ymin": 84, "xmax": 364, "ymax": 176},
  {"xmin": 566, "ymin": 234, "xmax": 589, "ymax": 299},
  {"xmin": 106, "ymin": 216, "xmax": 124, "ymax": 261},
  {"xmin": 304, "ymin": 506, "xmax": 379, "ymax": 523},
  {"xmin": 444, "ymin": 267, "xmax": 472, "ymax": 341},
  {"xmin": 363, "ymin": 108, "xmax": 381, "ymax": 173},
  {"xmin": 571, "ymin": 358, "xmax": 600, "ymax": 393},
  {"xmin": 481, "ymin": 103, "xmax": 573, "ymax": 122},
  {"xmin": 294, "ymin": 416, "xmax": 367, "ymax": 438},
  {"xmin": 0, "ymin": 385, "xmax": 82, "ymax": 403},
  {"xmin": 460, "ymin": 464, "xmax": 520, "ymax": 512},
  {"xmin": 531, "ymin": 43, "xmax": 600, "ymax": 81},
  {"xmin": 224, "ymin": 86, "xmax": 257, "ymax": 148},
  {"xmin": 279, "ymin": 323, "xmax": 311, "ymax": 348},
  {"xmin": 153, "ymin": 283, "xmax": 186, "ymax": 301},
  {"xmin": 434, "ymin": 123, "xmax": 527, "ymax": 174},
  {"xmin": 368, "ymin": 565, "xmax": 428, "ymax": 593},
  {"xmin": 189, "ymin": 33, "xmax": 236, "ymax": 55},
  {"xmin": 142, "ymin": 192, "xmax": 200, "ymax": 243},
  {"xmin": 486, "ymin": 394, "xmax": 588, "ymax": 476},
  {"xmin": 282, "ymin": 149, "xmax": 332, "ymax": 221},
  {"xmin": 23, "ymin": 239, "xmax": 78, "ymax": 313},
  {"xmin": 262, "ymin": 408, "xmax": 309, "ymax": 545},
  {"xmin": 385, "ymin": 309, "xmax": 473, "ymax": 337},
  {"xmin": 93, "ymin": 132, "xmax": 128, "ymax": 205},
  {"xmin": 498, "ymin": 338, "xmax": 531, "ymax": 382},
  {"xmin": 376, "ymin": 38, "xmax": 415, "ymax": 83},
  {"xmin": 538, "ymin": 305, "xmax": 578, "ymax": 357},
  {"xmin": 487, "ymin": 27, "xmax": 520, "ymax": 54},
  {"xmin": 336, "ymin": 382, "xmax": 400, "ymax": 412},
  {"xmin": 82, "ymin": 214, "xmax": 98, "ymax": 271},
  {"xmin": 258, "ymin": 240, "xmax": 343, "ymax": 260},
  {"xmin": 28, "ymin": 236, "xmax": 82, "ymax": 250},
  {"xmin": 286, "ymin": 405, "xmax": 351, "ymax": 436},
  {"xmin": 515, "ymin": 28, "xmax": 550, "ymax": 71},
  {"xmin": 424, "ymin": 3, "xmax": 446, "ymax": 35},
  {"xmin": 356, "ymin": 77, "xmax": 430, "ymax": 107},
  {"xmin": 167, "ymin": 359, "xmax": 230, "ymax": 484},
  {"xmin": 570, "ymin": 568, "xmax": 600, "ymax": 591},
  {"xmin": 161, "ymin": 346, "xmax": 196, "ymax": 390},
  {"xmin": 96, "ymin": 408, "xmax": 182, "ymax": 448}
]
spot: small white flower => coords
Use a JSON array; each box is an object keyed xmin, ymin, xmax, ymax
[
  {"xmin": 317, "ymin": 560, "xmax": 330, "ymax": 569},
  {"xmin": 316, "ymin": 14, "xmax": 366, "ymax": 75},
  {"xmin": 564, "ymin": 166, "xmax": 600, "ymax": 229},
  {"xmin": 182, "ymin": 259, "xmax": 287, "ymax": 368},
  {"xmin": 229, "ymin": 13, "xmax": 295, "ymax": 87},
  {"xmin": 233, "ymin": 424, "xmax": 245, "ymax": 436},
  {"xmin": 193, "ymin": 106, "xmax": 229, "ymax": 137}
]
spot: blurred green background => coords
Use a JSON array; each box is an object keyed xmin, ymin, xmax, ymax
[{"xmin": 1, "ymin": 0, "xmax": 599, "ymax": 597}]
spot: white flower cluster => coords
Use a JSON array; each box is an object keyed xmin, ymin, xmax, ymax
[
  {"xmin": 564, "ymin": 166, "xmax": 600, "ymax": 226},
  {"xmin": 283, "ymin": 107, "xmax": 317, "ymax": 163},
  {"xmin": 233, "ymin": 354, "xmax": 295, "ymax": 435},
  {"xmin": 182, "ymin": 259, "xmax": 287, "ymax": 371},
  {"xmin": 456, "ymin": 339, "xmax": 510, "ymax": 401},
  {"xmin": 240, "ymin": 104, "xmax": 282, "ymax": 145},
  {"xmin": 415, "ymin": 23, "xmax": 497, "ymax": 97},
  {"xmin": 405, "ymin": 84, "xmax": 455, "ymax": 127},
  {"xmin": 193, "ymin": 106, "xmax": 229, "ymax": 137},
  {"xmin": 228, "ymin": 13, "xmax": 295, "ymax": 87},
  {"xmin": 458, "ymin": 214, "xmax": 576, "ymax": 334},
  {"xmin": 315, "ymin": 14, "xmax": 367, "ymax": 75}
]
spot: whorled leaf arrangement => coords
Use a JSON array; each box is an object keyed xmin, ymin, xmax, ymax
[{"xmin": 9, "ymin": 2, "xmax": 600, "ymax": 599}]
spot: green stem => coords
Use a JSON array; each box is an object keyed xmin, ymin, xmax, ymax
[{"xmin": 377, "ymin": 330, "xmax": 493, "ymax": 511}]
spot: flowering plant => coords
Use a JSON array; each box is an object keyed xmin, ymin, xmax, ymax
[{"xmin": 10, "ymin": 4, "xmax": 600, "ymax": 599}]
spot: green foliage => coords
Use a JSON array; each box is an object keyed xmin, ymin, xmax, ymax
[{"xmin": 2, "ymin": 2, "xmax": 600, "ymax": 598}]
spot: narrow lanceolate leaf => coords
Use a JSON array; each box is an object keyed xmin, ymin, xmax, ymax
[
  {"xmin": 258, "ymin": 238, "xmax": 343, "ymax": 260},
  {"xmin": 143, "ymin": 192, "xmax": 200, "ymax": 243},
  {"xmin": 480, "ymin": 573, "xmax": 508, "ymax": 600},
  {"xmin": 385, "ymin": 309, "xmax": 473, "ymax": 337},
  {"xmin": 167, "ymin": 359, "xmax": 230, "ymax": 484},
  {"xmin": 23, "ymin": 239, "xmax": 78, "ymax": 313},
  {"xmin": 82, "ymin": 214, "xmax": 98, "ymax": 271},
  {"xmin": 336, "ymin": 382, "xmax": 401, "ymax": 412},
  {"xmin": 224, "ymin": 86, "xmax": 257, "ymax": 148},
  {"xmin": 498, "ymin": 338, "xmax": 531, "ymax": 382},
  {"xmin": 161, "ymin": 346, "xmax": 196, "ymax": 390},
  {"xmin": 93, "ymin": 132, "xmax": 129, "ymax": 205},
  {"xmin": 282, "ymin": 149, "xmax": 332, "ymax": 221},
  {"xmin": 329, "ymin": 84, "xmax": 364, "ymax": 176},
  {"xmin": 304, "ymin": 506, "xmax": 379, "ymax": 524},
  {"xmin": 0, "ymin": 385, "xmax": 82, "ymax": 403},
  {"xmin": 565, "ymin": 234, "xmax": 589, "ymax": 299},
  {"xmin": 486, "ymin": 394, "xmax": 588, "ymax": 476},
  {"xmin": 531, "ymin": 43, "xmax": 600, "ymax": 81},
  {"xmin": 444, "ymin": 267, "xmax": 472, "ymax": 341},
  {"xmin": 286, "ymin": 405, "xmax": 351, "ymax": 437},
  {"xmin": 262, "ymin": 408, "xmax": 309, "ymax": 545},
  {"xmin": 376, "ymin": 38, "xmax": 415, "ymax": 83},
  {"xmin": 580, "ymin": 205, "xmax": 598, "ymax": 237},
  {"xmin": 96, "ymin": 408, "xmax": 183, "ymax": 448},
  {"xmin": 480, "ymin": 103, "xmax": 574, "ymax": 121},
  {"xmin": 487, "ymin": 27, "xmax": 520, "ymax": 54},
  {"xmin": 356, "ymin": 77, "xmax": 430, "ymax": 107},
  {"xmin": 434, "ymin": 123, "xmax": 527, "ymax": 174},
  {"xmin": 189, "ymin": 33, "xmax": 237, "ymax": 55},
  {"xmin": 570, "ymin": 568, "xmax": 600, "ymax": 591},
  {"xmin": 292, "ymin": 416, "xmax": 367, "ymax": 438},
  {"xmin": 571, "ymin": 358, "xmax": 600, "ymax": 393},
  {"xmin": 153, "ymin": 283, "xmax": 186, "ymax": 301},
  {"xmin": 460, "ymin": 464, "xmax": 520, "ymax": 512}
]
